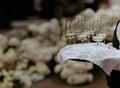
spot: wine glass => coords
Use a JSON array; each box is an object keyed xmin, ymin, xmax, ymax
[
  {"xmin": 65, "ymin": 18, "xmax": 75, "ymax": 45},
  {"xmin": 71, "ymin": 17, "xmax": 79, "ymax": 44},
  {"xmin": 92, "ymin": 35, "xmax": 105, "ymax": 44},
  {"xmin": 92, "ymin": 19, "xmax": 106, "ymax": 59},
  {"xmin": 97, "ymin": 19, "xmax": 108, "ymax": 44},
  {"xmin": 92, "ymin": 35, "xmax": 104, "ymax": 59},
  {"xmin": 84, "ymin": 20, "xmax": 93, "ymax": 43},
  {"xmin": 73, "ymin": 17, "xmax": 85, "ymax": 44},
  {"xmin": 77, "ymin": 33, "xmax": 88, "ymax": 43}
]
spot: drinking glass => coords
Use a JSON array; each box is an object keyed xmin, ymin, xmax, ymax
[{"xmin": 64, "ymin": 18, "xmax": 75, "ymax": 45}]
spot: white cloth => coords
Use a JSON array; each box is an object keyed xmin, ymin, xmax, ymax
[{"xmin": 58, "ymin": 43, "xmax": 120, "ymax": 75}]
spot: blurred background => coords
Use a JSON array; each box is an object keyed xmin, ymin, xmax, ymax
[
  {"xmin": 0, "ymin": 0, "xmax": 109, "ymax": 28},
  {"xmin": 0, "ymin": 0, "xmax": 120, "ymax": 88}
]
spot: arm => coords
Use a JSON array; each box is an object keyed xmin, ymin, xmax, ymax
[{"xmin": 112, "ymin": 21, "xmax": 120, "ymax": 49}]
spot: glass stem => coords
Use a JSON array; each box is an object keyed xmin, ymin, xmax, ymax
[
  {"xmin": 97, "ymin": 41, "xmax": 99, "ymax": 59},
  {"xmin": 73, "ymin": 36, "xmax": 76, "ymax": 44},
  {"xmin": 68, "ymin": 38, "xmax": 71, "ymax": 45}
]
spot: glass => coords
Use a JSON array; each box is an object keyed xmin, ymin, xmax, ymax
[
  {"xmin": 64, "ymin": 18, "xmax": 75, "ymax": 45},
  {"xmin": 76, "ymin": 18, "xmax": 86, "ymax": 43},
  {"xmin": 78, "ymin": 33, "xmax": 88, "ymax": 43},
  {"xmin": 92, "ymin": 19, "xmax": 106, "ymax": 59}
]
